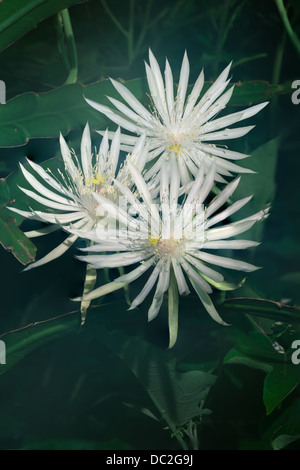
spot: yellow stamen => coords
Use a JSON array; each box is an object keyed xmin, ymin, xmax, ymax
[
  {"xmin": 169, "ymin": 144, "xmax": 182, "ymax": 155},
  {"xmin": 87, "ymin": 172, "xmax": 109, "ymax": 186},
  {"xmin": 148, "ymin": 237, "xmax": 161, "ymax": 246}
]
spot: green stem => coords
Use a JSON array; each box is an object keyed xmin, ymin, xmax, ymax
[
  {"xmin": 231, "ymin": 53, "xmax": 268, "ymax": 70},
  {"xmin": 275, "ymin": 0, "xmax": 300, "ymax": 57},
  {"xmin": 100, "ymin": 0, "xmax": 129, "ymax": 38},
  {"xmin": 80, "ymin": 264, "xmax": 97, "ymax": 326},
  {"xmin": 80, "ymin": 240, "xmax": 97, "ymax": 326},
  {"xmin": 272, "ymin": 31, "xmax": 287, "ymax": 85},
  {"xmin": 60, "ymin": 9, "xmax": 78, "ymax": 85},
  {"xmin": 128, "ymin": 0, "xmax": 135, "ymax": 65},
  {"xmin": 118, "ymin": 266, "xmax": 131, "ymax": 306}
]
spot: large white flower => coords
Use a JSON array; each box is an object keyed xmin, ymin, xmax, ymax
[
  {"xmin": 73, "ymin": 160, "xmax": 267, "ymax": 347},
  {"xmin": 7, "ymin": 123, "xmax": 148, "ymax": 271},
  {"xmin": 86, "ymin": 49, "xmax": 268, "ymax": 188}
]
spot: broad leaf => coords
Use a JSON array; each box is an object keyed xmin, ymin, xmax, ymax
[
  {"xmin": 0, "ymin": 79, "xmax": 291, "ymax": 148},
  {"xmin": 0, "ymin": 0, "xmax": 89, "ymax": 53},
  {"xmin": 98, "ymin": 328, "xmax": 217, "ymax": 429},
  {"xmin": 224, "ymin": 327, "xmax": 300, "ymax": 414},
  {"xmin": 0, "ymin": 177, "xmax": 36, "ymax": 264}
]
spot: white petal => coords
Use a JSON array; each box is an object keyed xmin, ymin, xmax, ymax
[
  {"xmin": 206, "ymin": 219, "xmax": 256, "ymax": 241},
  {"xmin": 148, "ymin": 294, "xmax": 164, "ymax": 322},
  {"xmin": 127, "ymin": 161, "xmax": 160, "ymax": 231},
  {"xmin": 145, "ymin": 62, "xmax": 168, "ymax": 123},
  {"xmin": 78, "ymin": 251, "xmax": 149, "ymax": 269},
  {"xmin": 23, "ymin": 233, "xmax": 79, "ymax": 272},
  {"xmin": 194, "ymin": 251, "xmax": 260, "ymax": 272},
  {"xmin": 20, "ymin": 162, "xmax": 75, "ymax": 206},
  {"xmin": 77, "ymin": 280, "xmax": 127, "ymax": 302},
  {"xmin": 110, "ymin": 77, "xmax": 153, "ymax": 121},
  {"xmin": 148, "ymin": 49, "xmax": 169, "ymax": 120},
  {"xmin": 176, "ymin": 50, "xmax": 190, "ymax": 118},
  {"xmin": 206, "ymin": 195, "xmax": 252, "ymax": 229},
  {"xmin": 85, "ymin": 98, "xmax": 145, "ymax": 134},
  {"xmin": 113, "ymin": 257, "xmax": 156, "ymax": 283},
  {"xmin": 200, "ymin": 240, "xmax": 260, "ymax": 250},
  {"xmin": 81, "ymin": 123, "xmax": 92, "ymax": 179},
  {"xmin": 179, "ymin": 257, "xmax": 212, "ymax": 293},
  {"xmin": 59, "ymin": 133, "xmax": 79, "ymax": 180},
  {"xmin": 129, "ymin": 261, "xmax": 162, "ymax": 310},
  {"xmin": 18, "ymin": 186, "xmax": 81, "ymax": 212},
  {"xmin": 206, "ymin": 177, "xmax": 241, "ymax": 218},
  {"xmin": 200, "ymin": 125, "xmax": 255, "ymax": 141},
  {"xmin": 183, "ymin": 69, "xmax": 204, "ymax": 118},
  {"xmin": 184, "ymin": 253, "xmax": 224, "ymax": 282},
  {"xmin": 164, "ymin": 59, "xmax": 175, "ymax": 120},
  {"xmin": 189, "ymin": 276, "xmax": 229, "ymax": 326},
  {"xmin": 25, "ymin": 158, "xmax": 75, "ymax": 198},
  {"xmin": 172, "ymin": 258, "xmax": 190, "ymax": 295},
  {"xmin": 24, "ymin": 224, "xmax": 60, "ymax": 238}
]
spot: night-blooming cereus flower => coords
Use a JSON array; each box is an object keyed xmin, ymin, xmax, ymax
[
  {"xmin": 73, "ymin": 160, "xmax": 267, "ymax": 348},
  {"xmin": 86, "ymin": 49, "xmax": 268, "ymax": 188},
  {"xmin": 7, "ymin": 123, "xmax": 148, "ymax": 271}
]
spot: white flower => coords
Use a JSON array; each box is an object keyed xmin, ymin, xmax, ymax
[
  {"xmin": 73, "ymin": 160, "xmax": 267, "ymax": 347},
  {"xmin": 7, "ymin": 123, "xmax": 148, "ymax": 271},
  {"xmin": 86, "ymin": 49, "xmax": 268, "ymax": 188}
]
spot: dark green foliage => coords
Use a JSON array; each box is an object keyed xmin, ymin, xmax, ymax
[{"xmin": 0, "ymin": 0, "xmax": 299, "ymax": 451}]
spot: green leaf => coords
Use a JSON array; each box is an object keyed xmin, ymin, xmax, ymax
[
  {"xmin": 272, "ymin": 434, "xmax": 300, "ymax": 451},
  {"xmin": 0, "ymin": 0, "xmax": 89, "ymax": 53},
  {"xmin": 230, "ymin": 137, "xmax": 279, "ymax": 242},
  {"xmin": 224, "ymin": 328, "xmax": 300, "ymax": 414},
  {"xmin": 19, "ymin": 438, "xmax": 133, "ymax": 450},
  {"xmin": 0, "ymin": 80, "xmax": 291, "ymax": 148},
  {"xmin": 0, "ymin": 178, "xmax": 36, "ymax": 264},
  {"xmin": 0, "ymin": 310, "xmax": 79, "ymax": 375},
  {"xmin": 99, "ymin": 329, "xmax": 217, "ymax": 429},
  {"xmin": 221, "ymin": 297, "xmax": 300, "ymax": 324},
  {"xmin": 0, "ymin": 308, "xmax": 216, "ymax": 443}
]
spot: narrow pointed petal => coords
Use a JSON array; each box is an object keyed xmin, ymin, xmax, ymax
[
  {"xmin": 23, "ymin": 233, "xmax": 78, "ymax": 272},
  {"xmin": 176, "ymin": 50, "xmax": 190, "ymax": 118},
  {"xmin": 109, "ymin": 78, "xmax": 153, "ymax": 121},
  {"xmin": 18, "ymin": 186, "xmax": 81, "ymax": 212},
  {"xmin": 194, "ymin": 251, "xmax": 260, "ymax": 272},
  {"xmin": 206, "ymin": 219, "xmax": 256, "ymax": 241},
  {"xmin": 129, "ymin": 262, "xmax": 162, "ymax": 310},
  {"xmin": 81, "ymin": 123, "xmax": 92, "ymax": 179},
  {"xmin": 19, "ymin": 162, "xmax": 75, "ymax": 206},
  {"xmin": 206, "ymin": 177, "xmax": 241, "ymax": 218},
  {"xmin": 189, "ymin": 276, "xmax": 229, "ymax": 326}
]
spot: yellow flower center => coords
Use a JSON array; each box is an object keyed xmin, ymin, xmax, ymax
[
  {"xmin": 148, "ymin": 236, "xmax": 161, "ymax": 246},
  {"xmin": 169, "ymin": 144, "xmax": 182, "ymax": 155},
  {"xmin": 88, "ymin": 172, "xmax": 109, "ymax": 186},
  {"xmin": 148, "ymin": 236, "xmax": 183, "ymax": 256}
]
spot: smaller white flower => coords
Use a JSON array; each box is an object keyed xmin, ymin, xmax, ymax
[
  {"xmin": 86, "ymin": 49, "xmax": 268, "ymax": 188},
  {"xmin": 73, "ymin": 160, "xmax": 267, "ymax": 347},
  {"xmin": 7, "ymin": 123, "xmax": 148, "ymax": 271}
]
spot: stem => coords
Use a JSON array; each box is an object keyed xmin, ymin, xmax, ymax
[
  {"xmin": 118, "ymin": 266, "xmax": 131, "ymax": 306},
  {"xmin": 275, "ymin": 0, "xmax": 300, "ymax": 57},
  {"xmin": 80, "ymin": 264, "xmax": 97, "ymax": 326},
  {"xmin": 100, "ymin": 0, "xmax": 129, "ymax": 38},
  {"xmin": 272, "ymin": 31, "xmax": 287, "ymax": 85},
  {"xmin": 59, "ymin": 9, "xmax": 78, "ymax": 85},
  {"xmin": 80, "ymin": 240, "xmax": 97, "ymax": 326},
  {"xmin": 128, "ymin": 0, "xmax": 135, "ymax": 65},
  {"xmin": 231, "ymin": 53, "xmax": 268, "ymax": 70}
]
